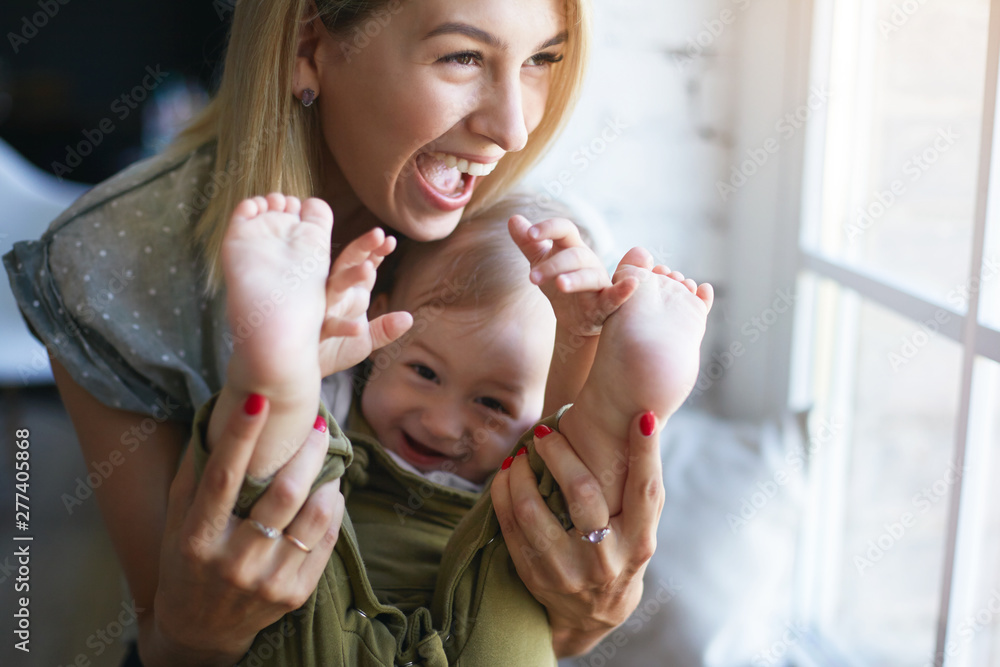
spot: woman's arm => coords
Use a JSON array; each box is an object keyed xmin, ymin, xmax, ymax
[{"xmin": 50, "ymin": 355, "xmax": 186, "ymax": 620}]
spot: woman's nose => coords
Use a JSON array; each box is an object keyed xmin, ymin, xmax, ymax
[{"xmin": 467, "ymin": 74, "xmax": 529, "ymax": 154}]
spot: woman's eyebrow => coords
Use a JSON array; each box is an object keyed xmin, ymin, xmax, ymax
[{"xmin": 423, "ymin": 23, "xmax": 568, "ymax": 52}]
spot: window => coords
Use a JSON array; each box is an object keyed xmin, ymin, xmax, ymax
[{"xmin": 790, "ymin": 0, "xmax": 1000, "ymax": 664}]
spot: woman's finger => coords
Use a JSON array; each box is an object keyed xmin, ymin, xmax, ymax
[
  {"xmin": 164, "ymin": 444, "xmax": 199, "ymax": 533},
  {"xmin": 250, "ymin": 417, "xmax": 331, "ymax": 529},
  {"xmin": 532, "ymin": 426, "xmax": 609, "ymax": 534},
  {"xmin": 293, "ymin": 481, "xmax": 346, "ymax": 595},
  {"xmin": 287, "ymin": 478, "xmax": 344, "ymax": 556},
  {"xmin": 620, "ymin": 411, "xmax": 666, "ymax": 556},
  {"xmin": 491, "ymin": 455, "xmax": 549, "ymax": 576},
  {"xmin": 187, "ymin": 394, "xmax": 270, "ymax": 540},
  {"xmin": 505, "ymin": 449, "xmax": 572, "ymax": 555}
]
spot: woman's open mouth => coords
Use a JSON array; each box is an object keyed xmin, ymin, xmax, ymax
[
  {"xmin": 414, "ymin": 152, "xmax": 494, "ymax": 212},
  {"xmin": 398, "ymin": 430, "xmax": 451, "ymax": 468}
]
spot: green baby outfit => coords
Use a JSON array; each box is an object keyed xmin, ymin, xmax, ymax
[{"xmin": 191, "ymin": 395, "xmax": 573, "ymax": 666}]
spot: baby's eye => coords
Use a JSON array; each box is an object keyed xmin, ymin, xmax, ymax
[
  {"xmin": 410, "ymin": 364, "xmax": 438, "ymax": 382},
  {"xmin": 476, "ymin": 397, "xmax": 509, "ymax": 415}
]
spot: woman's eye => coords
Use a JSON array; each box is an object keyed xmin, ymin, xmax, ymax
[
  {"xmin": 440, "ymin": 51, "xmax": 482, "ymax": 67},
  {"xmin": 476, "ymin": 397, "xmax": 509, "ymax": 415},
  {"xmin": 411, "ymin": 364, "xmax": 438, "ymax": 382},
  {"xmin": 525, "ymin": 52, "xmax": 564, "ymax": 67}
]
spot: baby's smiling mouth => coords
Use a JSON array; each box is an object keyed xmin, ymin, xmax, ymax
[{"xmin": 400, "ymin": 431, "xmax": 451, "ymax": 466}]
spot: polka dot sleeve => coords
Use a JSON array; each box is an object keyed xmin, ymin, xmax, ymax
[{"xmin": 3, "ymin": 144, "xmax": 230, "ymax": 423}]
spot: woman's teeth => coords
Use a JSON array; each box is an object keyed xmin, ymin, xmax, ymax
[{"xmin": 429, "ymin": 152, "xmax": 499, "ymax": 177}]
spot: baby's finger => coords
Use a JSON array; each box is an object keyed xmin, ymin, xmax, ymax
[
  {"xmin": 597, "ymin": 276, "xmax": 640, "ymax": 316},
  {"xmin": 334, "ymin": 228, "xmax": 387, "ymax": 271},
  {"xmin": 508, "ymin": 215, "xmax": 552, "ymax": 265},
  {"xmin": 327, "ymin": 262, "xmax": 376, "ymax": 299},
  {"xmin": 368, "ymin": 311, "xmax": 414, "ymax": 350},
  {"xmin": 319, "ymin": 317, "xmax": 365, "ymax": 339},
  {"xmin": 527, "ymin": 217, "xmax": 584, "ymax": 250},
  {"xmin": 530, "ymin": 247, "xmax": 602, "ymax": 286},
  {"xmin": 554, "ymin": 267, "xmax": 611, "ymax": 294}
]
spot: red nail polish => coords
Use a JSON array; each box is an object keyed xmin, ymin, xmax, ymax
[
  {"xmin": 244, "ymin": 393, "xmax": 265, "ymax": 416},
  {"xmin": 313, "ymin": 415, "xmax": 327, "ymax": 433},
  {"xmin": 516, "ymin": 446, "xmax": 527, "ymax": 457},
  {"xmin": 501, "ymin": 456, "xmax": 514, "ymax": 471},
  {"xmin": 640, "ymin": 412, "xmax": 656, "ymax": 437},
  {"xmin": 534, "ymin": 424, "xmax": 553, "ymax": 439}
]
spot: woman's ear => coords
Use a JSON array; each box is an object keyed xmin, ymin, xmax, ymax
[{"xmin": 293, "ymin": 11, "xmax": 324, "ymax": 101}]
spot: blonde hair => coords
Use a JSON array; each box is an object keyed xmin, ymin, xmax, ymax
[{"xmin": 168, "ymin": 0, "xmax": 592, "ymax": 296}]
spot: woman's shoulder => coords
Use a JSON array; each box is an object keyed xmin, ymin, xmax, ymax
[
  {"xmin": 44, "ymin": 142, "xmax": 217, "ymax": 248},
  {"xmin": 3, "ymin": 142, "xmax": 230, "ymax": 419}
]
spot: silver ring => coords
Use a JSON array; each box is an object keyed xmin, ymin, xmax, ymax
[
  {"xmin": 574, "ymin": 523, "xmax": 611, "ymax": 544},
  {"xmin": 248, "ymin": 519, "xmax": 281, "ymax": 540},
  {"xmin": 283, "ymin": 532, "xmax": 311, "ymax": 553}
]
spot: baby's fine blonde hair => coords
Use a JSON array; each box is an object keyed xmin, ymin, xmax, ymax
[{"xmin": 167, "ymin": 0, "xmax": 592, "ymax": 296}]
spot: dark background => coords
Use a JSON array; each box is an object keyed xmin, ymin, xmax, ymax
[{"xmin": 1, "ymin": 0, "xmax": 228, "ymax": 185}]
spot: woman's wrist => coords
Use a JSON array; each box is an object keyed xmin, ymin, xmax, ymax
[
  {"xmin": 139, "ymin": 612, "xmax": 251, "ymax": 667},
  {"xmin": 549, "ymin": 612, "xmax": 614, "ymax": 658}
]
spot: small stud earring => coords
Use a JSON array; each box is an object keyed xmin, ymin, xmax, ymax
[{"xmin": 301, "ymin": 88, "xmax": 316, "ymax": 107}]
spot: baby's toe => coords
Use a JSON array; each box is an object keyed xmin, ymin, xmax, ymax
[
  {"xmin": 265, "ymin": 192, "xmax": 287, "ymax": 212},
  {"xmin": 696, "ymin": 283, "xmax": 715, "ymax": 310},
  {"xmin": 251, "ymin": 195, "xmax": 269, "ymax": 212},
  {"xmin": 232, "ymin": 198, "xmax": 260, "ymax": 220},
  {"xmin": 301, "ymin": 197, "xmax": 334, "ymax": 228},
  {"xmin": 667, "ymin": 270, "xmax": 685, "ymax": 283},
  {"xmin": 682, "ymin": 278, "xmax": 698, "ymax": 294},
  {"xmin": 284, "ymin": 196, "xmax": 302, "ymax": 216}
]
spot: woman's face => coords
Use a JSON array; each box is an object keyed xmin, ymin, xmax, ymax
[{"xmin": 314, "ymin": 0, "xmax": 567, "ymax": 240}]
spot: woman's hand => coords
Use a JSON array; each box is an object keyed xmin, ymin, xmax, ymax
[
  {"xmin": 143, "ymin": 397, "xmax": 345, "ymax": 667},
  {"xmin": 491, "ymin": 412, "xmax": 664, "ymax": 657}
]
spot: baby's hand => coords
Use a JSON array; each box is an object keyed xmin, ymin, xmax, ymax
[
  {"xmin": 317, "ymin": 228, "xmax": 412, "ymax": 376},
  {"xmin": 509, "ymin": 215, "xmax": 637, "ymax": 336}
]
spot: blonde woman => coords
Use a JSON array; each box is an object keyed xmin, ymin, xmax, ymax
[{"xmin": 4, "ymin": 0, "xmax": 665, "ymax": 665}]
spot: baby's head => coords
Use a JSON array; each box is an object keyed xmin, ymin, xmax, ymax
[{"xmin": 362, "ymin": 195, "xmax": 574, "ymax": 483}]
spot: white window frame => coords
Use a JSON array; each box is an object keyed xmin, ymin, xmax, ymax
[{"xmin": 786, "ymin": 0, "xmax": 1000, "ymax": 664}]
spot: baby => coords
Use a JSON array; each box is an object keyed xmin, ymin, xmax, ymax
[{"xmin": 192, "ymin": 192, "xmax": 713, "ymax": 665}]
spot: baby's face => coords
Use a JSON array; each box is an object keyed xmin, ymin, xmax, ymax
[{"xmin": 361, "ymin": 296, "xmax": 555, "ymax": 484}]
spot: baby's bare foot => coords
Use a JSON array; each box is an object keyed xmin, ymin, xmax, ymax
[
  {"xmin": 219, "ymin": 193, "xmax": 333, "ymax": 476},
  {"xmin": 559, "ymin": 252, "xmax": 713, "ymax": 517}
]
